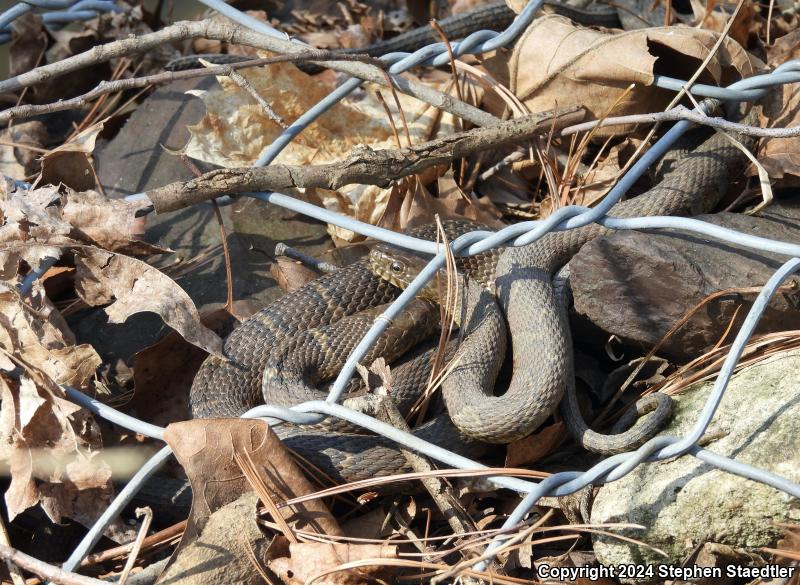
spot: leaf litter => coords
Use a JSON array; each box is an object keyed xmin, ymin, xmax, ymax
[{"xmin": 0, "ymin": 0, "xmax": 799, "ymax": 583}]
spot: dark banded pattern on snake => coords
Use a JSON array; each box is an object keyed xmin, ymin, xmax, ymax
[
  {"xmin": 190, "ymin": 109, "xmax": 756, "ymax": 482},
  {"xmin": 164, "ymin": 2, "xmax": 622, "ymax": 73}
]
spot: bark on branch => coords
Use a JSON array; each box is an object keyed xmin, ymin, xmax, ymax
[
  {"xmin": 146, "ymin": 107, "xmax": 585, "ymax": 213},
  {"xmin": 0, "ymin": 19, "xmax": 497, "ymax": 127}
]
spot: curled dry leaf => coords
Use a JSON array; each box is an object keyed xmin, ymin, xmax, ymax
[
  {"xmin": 759, "ymin": 32, "xmax": 800, "ymax": 184},
  {"xmin": 39, "ymin": 120, "xmax": 105, "ymax": 192},
  {"xmin": 356, "ymin": 357, "xmax": 393, "ymax": 394},
  {"xmin": 0, "ymin": 282, "xmax": 101, "ymax": 387},
  {"xmin": 500, "ymin": 15, "xmax": 760, "ymax": 135},
  {"xmin": 163, "ymin": 418, "xmax": 341, "ymax": 567},
  {"xmin": 74, "ymin": 247, "xmax": 225, "ymax": 358},
  {"xmin": 60, "ymin": 189, "xmax": 169, "ymax": 256},
  {"xmin": 0, "ymin": 184, "xmax": 75, "ymax": 280},
  {"xmin": 0, "ymin": 351, "xmax": 111, "ymax": 526},
  {"xmin": 182, "ymin": 60, "xmax": 457, "ymax": 241}
]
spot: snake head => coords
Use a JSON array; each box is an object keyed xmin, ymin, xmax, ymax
[{"xmin": 368, "ymin": 245, "xmax": 439, "ymax": 301}]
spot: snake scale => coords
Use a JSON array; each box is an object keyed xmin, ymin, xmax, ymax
[
  {"xmin": 164, "ymin": 1, "xmax": 621, "ymax": 74},
  {"xmin": 190, "ymin": 109, "xmax": 756, "ymax": 483}
]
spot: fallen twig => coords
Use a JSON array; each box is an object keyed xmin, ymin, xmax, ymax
[
  {"xmin": 561, "ymin": 105, "xmax": 792, "ymax": 138},
  {"xmin": 146, "ymin": 107, "xmax": 585, "ymax": 213},
  {"xmin": 117, "ymin": 507, "xmax": 153, "ymax": 585},
  {"xmin": 0, "ymin": 543, "xmax": 106, "ymax": 585},
  {"xmin": 0, "ymin": 19, "xmax": 497, "ymax": 128},
  {"xmin": 275, "ymin": 243, "xmax": 338, "ymax": 273},
  {"xmin": 0, "ymin": 51, "xmax": 383, "ymax": 124}
]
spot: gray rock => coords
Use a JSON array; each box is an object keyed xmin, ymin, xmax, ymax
[
  {"xmin": 158, "ymin": 492, "xmax": 267, "ymax": 584},
  {"xmin": 570, "ymin": 201, "xmax": 800, "ymax": 361},
  {"xmin": 591, "ymin": 349, "xmax": 800, "ymax": 576}
]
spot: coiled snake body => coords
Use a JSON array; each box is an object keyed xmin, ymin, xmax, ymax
[{"xmin": 190, "ymin": 118, "xmax": 755, "ymax": 483}]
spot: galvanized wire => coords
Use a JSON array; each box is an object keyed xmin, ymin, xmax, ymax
[
  {"xmin": 0, "ymin": 0, "xmax": 120, "ymax": 44},
  {"xmin": 2, "ymin": 0, "xmax": 799, "ymax": 577}
]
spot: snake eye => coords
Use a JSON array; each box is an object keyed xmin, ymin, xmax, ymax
[{"xmin": 390, "ymin": 261, "xmax": 403, "ymax": 273}]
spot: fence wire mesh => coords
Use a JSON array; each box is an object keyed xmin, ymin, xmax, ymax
[
  {"xmin": 0, "ymin": 0, "xmax": 121, "ymax": 44},
  {"xmin": 3, "ymin": 0, "xmax": 800, "ymax": 579}
]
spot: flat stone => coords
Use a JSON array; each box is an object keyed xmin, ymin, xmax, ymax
[
  {"xmin": 570, "ymin": 201, "xmax": 800, "ymax": 361},
  {"xmin": 591, "ymin": 349, "xmax": 800, "ymax": 577}
]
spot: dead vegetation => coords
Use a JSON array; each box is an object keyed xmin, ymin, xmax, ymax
[{"xmin": 0, "ymin": 0, "xmax": 799, "ymax": 583}]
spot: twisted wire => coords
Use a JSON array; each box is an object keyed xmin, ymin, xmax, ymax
[
  {"xmin": 2, "ymin": 0, "xmax": 798, "ymax": 576},
  {"xmin": 0, "ymin": 0, "xmax": 120, "ymax": 43}
]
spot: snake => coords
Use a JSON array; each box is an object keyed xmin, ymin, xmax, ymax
[
  {"xmin": 190, "ymin": 107, "xmax": 756, "ymax": 483},
  {"xmin": 164, "ymin": 1, "xmax": 621, "ymax": 74}
]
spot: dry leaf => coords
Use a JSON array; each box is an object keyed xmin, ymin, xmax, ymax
[
  {"xmin": 73, "ymin": 247, "xmax": 225, "ymax": 358},
  {"xmin": 9, "ymin": 13, "xmax": 47, "ymax": 79},
  {"xmin": 132, "ymin": 308, "xmax": 239, "ymax": 427},
  {"xmin": 183, "ymin": 60, "xmax": 457, "ymax": 242},
  {"xmin": 0, "ymin": 361, "xmax": 112, "ymax": 526},
  {"xmin": 39, "ymin": 120, "xmax": 105, "ymax": 191},
  {"xmin": 688, "ymin": 0, "xmax": 760, "ymax": 47},
  {"xmin": 388, "ymin": 176, "xmax": 504, "ymax": 234},
  {"xmin": 41, "ymin": 265, "xmax": 75, "ymax": 299},
  {"xmin": 356, "ymin": 357, "xmax": 393, "ymax": 394},
  {"xmin": 163, "ymin": 418, "xmax": 341, "ymax": 563},
  {"xmin": 0, "ymin": 184, "xmax": 75, "ymax": 280},
  {"xmin": 7, "ymin": 121, "xmax": 47, "ymax": 176},
  {"xmin": 0, "ymin": 279, "xmax": 111, "ymax": 526},
  {"xmin": 505, "ymin": 421, "xmax": 567, "ymax": 467},
  {"xmin": 156, "ymin": 491, "xmax": 268, "ymax": 585},
  {"xmin": 0, "ymin": 282, "xmax": 101, "ymax": 388},
  {"xmin": 571, "ymin": 138, "xmax": 639, "ymax": 209},
  {"xmin": 269, "ymin": 542, "xmax": 399, "ymax": 585},
  {"xmin": 60, "ymin": 189, "xmax": 169, "ymax": 256},
  {"xmin": 0, "ymin": 136, "xmax": 26, "ymax": 182},
  {"xmin": 270, "ymin": 256, "xmax": 321, "ymax": 292},
  {"xmin": 503, "ymin": 16, "xmax": 760, "ymax": 135},
  {"xmin": 166, "ymin": 419, "xmax": 339, "ymax": 534},
  {"xmin": 758, "ymin": 38, "xmax": 800, "ymax": 183}
]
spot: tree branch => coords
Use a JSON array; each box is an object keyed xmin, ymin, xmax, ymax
[
  {"xmin": 561, "ymin": 105, "xmax": 797, "ymax": 138},
  {"xmin": 0, "ymin": 19, "xmax": 497, "ymax": 127},
  {"xmin": 0, "ymin": 543, "xmax": 106, "ymax": 585},
  {"xmin": 146, "ymin": 107, "xmax": 585, "ymax": 213},
  {"xmin": 0, "ymin": 51, "xmax": 384, "ymax": 124}
]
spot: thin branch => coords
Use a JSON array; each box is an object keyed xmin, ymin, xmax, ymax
[
  {"xmin": 275, "ymin": 242, "xmax": 338, "ymax": 273},
  {"xmin": 145, "ymin": 107, "xmax": 585, "ymax": 213},
  {"xmin": 0, "ymin": 543, "xmax": 106, "ymax": 585},
  {"xmin": 227, "ymin": 67, "xmax": 288, "ymax": 129},
  {"xmin": 560, "ymin": 105, "xmax": 799, "ymax": 138},
  {"xmin": 0, "ymin": 514, "xmax": 25, "ymax": 585},
  {"xmin": 117, "ymin": 507, "xmax": 153, "ymax": 585},
  {"xmin": 0, "ymin": 51, "xmax": 382, "ymax": 124},
  {"xmin": 0, "ymin": 19, "xmax": 498, "ymax": 128}
]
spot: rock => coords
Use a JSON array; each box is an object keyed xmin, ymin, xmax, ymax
[
  {"xmin": 590, "ymin": 349, "xmax": 800, "ymax": 577},
  {"xmin": 569, "ymin": 201, "xmax": 800, "ymax": 361},
  {"xmin": 158, "ymin": 491, "xmax": 268, "ymax": 584}
]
